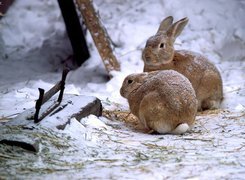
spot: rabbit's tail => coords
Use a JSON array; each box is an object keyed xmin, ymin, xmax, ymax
[{"xmin": 171, "ymin": 123, "xmax": 189, "ymax": 134}]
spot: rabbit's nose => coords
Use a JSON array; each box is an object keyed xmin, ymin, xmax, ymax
[
  {"xmin": 120, "ymin": 88, "xmax": 124, "ymax": 96},
  {"xmin": 145, "ymin": 57, "xmax": 151, "ymax": 63}
]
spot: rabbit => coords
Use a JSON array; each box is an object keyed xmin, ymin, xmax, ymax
[
  {"xmin": 142, "ymin": 16, "xmax": 223, "ymax": 111},
  {"xmin": 120, "ymin": 70, "xmax": 198, "ymax": 134}
]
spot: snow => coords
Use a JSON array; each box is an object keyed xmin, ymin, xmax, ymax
[{"xmin": 0, "ymin": 0, "xmax": 245, "ymax": 179}]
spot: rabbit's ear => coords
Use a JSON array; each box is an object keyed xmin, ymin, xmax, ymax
[
  {"xmin": 167, "ymin": 17, "xmax": 188, "ymax": 40},
  {"xmin": 157, "ymin": 16, "xmax": 174, "ymax": 34}
]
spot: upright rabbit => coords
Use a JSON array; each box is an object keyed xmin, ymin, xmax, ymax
[
  {"xmin": 120, "ymin": 70, "xmax": 198, "ymax": 134},
  {"xmin": 142, "ymin": 16, "xmax": 223, "ymax": 111}
]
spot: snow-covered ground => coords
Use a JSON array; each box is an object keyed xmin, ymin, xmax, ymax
[{"xmin": 0, "ymin": 0, "xmax": 244, "ymax": 179}]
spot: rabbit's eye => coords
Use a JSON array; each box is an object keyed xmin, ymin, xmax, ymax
[
  {"xmin": 159, "ymin": 43, "xmax": 165, "ymax": 48},
  {"xmin": 128, "ymin": 80, "xmax": 133, "ymax": 84}
]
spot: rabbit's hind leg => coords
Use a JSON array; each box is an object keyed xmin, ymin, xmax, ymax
[
  {"xmin": 199, "ymin": 69, "xmax": 223, "ymax": 111},
  {"xmin": 201, "ymin": 98, "xmax": 221, "ymax": 110}
]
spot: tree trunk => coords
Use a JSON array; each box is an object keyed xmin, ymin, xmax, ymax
[{"xmin": 76, "ymin": 0, "xmax": 120, "ymax": 73}]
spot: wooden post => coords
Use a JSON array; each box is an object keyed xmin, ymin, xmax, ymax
[
  {"xmin": 76, "ymin": 0, "xmax": 120, "ymax": 73},
  {"xmin": 0, "ymin": 0, "xmax": 14, "ymax": 19},
  {"xmin": 57, "ymin": 0, "xmax": 90, "ymax": 66}
]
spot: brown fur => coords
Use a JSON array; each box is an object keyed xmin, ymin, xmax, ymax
[
  {"xmin": 142, "ymin": 16, "xmax": 223, "ymax": 111},
  {"xmin": 120, "ymin": 70, "xmax": 198, "ymax": 134}
]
